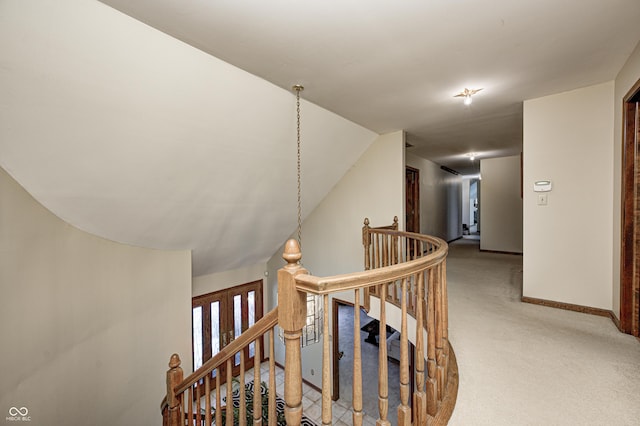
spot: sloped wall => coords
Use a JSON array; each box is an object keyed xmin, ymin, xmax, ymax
[{"xmin": 0, "ymin": 167, "xmax": 191, "ymax": 426}]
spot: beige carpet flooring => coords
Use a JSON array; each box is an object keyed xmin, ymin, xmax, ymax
[{"xmin": 447, "ymin": 238, "xmax": 640, "ymax": 425}]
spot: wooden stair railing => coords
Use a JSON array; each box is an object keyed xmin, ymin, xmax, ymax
[
  {"xmin": 162, "ymin": 217, "xmax": 457, "ymax": 425},
  {"xmin": 161, "ymin": 308, "xmax": 279, "ymax": 426},
  {"xmin": 279, "ymin": 218, "xmax": 457, "ymax": 426}
]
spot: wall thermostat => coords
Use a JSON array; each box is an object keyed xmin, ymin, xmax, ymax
[{"xmin": 533, "ymin": 180, "xmax": 552, "ymax": 192}]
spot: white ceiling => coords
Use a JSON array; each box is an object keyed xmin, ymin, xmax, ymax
[
  {"xmin": 98, "ymin": 0, "xmax": 640, "ymax": 175},
  {"xmin": 2, "ymin": 1, "xmax": 640, "ymax": 278}
]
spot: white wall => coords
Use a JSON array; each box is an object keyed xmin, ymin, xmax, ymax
[
  {"xmin": 0, "ymin": 168, "xmax": 192, "ymax": 426},
  {"xmin": 612, "ymin": 40, "xmax": 640, "ymax": 317},
  {"xmin": 480, "ymin": 156, "xmax": 523, "ymax": 253},
  {"xmin": 523, "ymin": 81, "xmax": 614, "ymax": 310},
  {"xmin": 406, "ymin": 153, "xmax": 463, "ymax": 242},
  {"xmin": 461, "ymin": 179, "xmax": 471, "ymax": 228},
  {"xmin": 193, "ymin": 263, "xmax": 267, "ymax": 299},
  {"xmin": 266, "ymin": 131, "xmax": 405, "ymax": 388},
  {"xmin": 0, "ymin": 0, "xmax": 377, "ymax": 277}
]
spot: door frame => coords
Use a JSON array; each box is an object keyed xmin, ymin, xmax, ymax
[
  {"xmin": 191, "ymin": 279, "xmax": 264, "ymax": 389},
  {"xmin": 406, "ymin": 166, "xmax": 420, "ymax": 233},
  {"xmin": 620, "ymin": 77, "xmax": 640, "ymax": 337}
]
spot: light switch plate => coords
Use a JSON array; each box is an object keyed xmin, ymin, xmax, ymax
[{"xmin": 537, "ymin": 194, "xmax": 548, "ymax": 205}]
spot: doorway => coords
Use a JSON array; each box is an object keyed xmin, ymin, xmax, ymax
[
  {"xmin": 620, "ymin": 78, "xmax": 640, "ymax": 337},
  {"xmin": 406, "ymin": 167, "xmax": 420, "ymax": 233},
  {"xmin": 192, "ymin": 280, "xmax": 264, "ymax": 386}
]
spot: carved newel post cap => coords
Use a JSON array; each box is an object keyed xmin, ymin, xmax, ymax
[
  {"xmin": 282, "ymin": 239, "xmax": 302, "ymax": 267},
  {"xmin": 364, "ymin": 218, "xmax": 370, "ymax": 226},
  {"xmin": 393, "ymin": 216, "xmax": 398, "ymax": 224},
  {"xmin": 169, "ymin": 353, "xmax": 181, "ymax": 369}
]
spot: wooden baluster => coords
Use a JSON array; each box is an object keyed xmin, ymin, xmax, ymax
[
  {"xmin": 254, "ymin": 338, "xmax": 263, "ymax": 426},
  {"xmin": 180, "ymin": 392, "xmax": 185, "ymax": 426},
  {"xmin": 239, "ymin": 351, "xmax": 246, "ymax": 426},
  {"xmin": 385, "ymin": 233, "xmax": 390, "ymax": 266},
  {"xmin": 205, "ymin": 375, "xmax": 212, "ymax": 426},
  {"xmin": 398, "ymin": 277, "xmax": 411, "ymax": 425},
  {"xmin": 377, "ymin": 283, "xmax": 390, "ymax": 426},
  {"xmin": 393, "ymin": 228, "xmax": 399, "ymax": 265},
  {"xmin": 353, "ymin": 288, "xmax": 364, "ymax": 426},
  {"xmin": 269, "ymin": 329, "xmax": 276, "ymax": 426},
  {"xmin": 414, "ymin": 271, "xmax": 426, "ymax": 425},
  {"xmin": 440, "ymin": 260, "xmax": 450, "ymax": 392},
  {"xmin": 216, "ymin": 371, "xmax": 222, "ymax": 426},
  {"xmin": 166, "ymin": 354, "xmax": 184, "ymax": 426},
  {"xmin": 363, "ymin": 218, "xmax": 372, "ymax": 312},
  {"xmin": 277, "ymin": 239, "xmax": 308, "ymax": 426},
  {"xmin": 226, "ymin": 359, "xmax": 233, "ymax": 426},
  {"xmin": 196, "ymin": 381, "xmax": 201, "ymax": 426},
  {"xmin": 426, "ymin": 268, "xmax": 438, "ymax": 416},
  {"xmin": 321, "ymin": 294, "xmax": 332, "ymax": 425},
  {"xmin": 188, "ymin": 387, "xmax": 193, "ymax": 426},
  {"xmin": 435, "ymin": 263, "xmax": 445, "ymax": 401}
]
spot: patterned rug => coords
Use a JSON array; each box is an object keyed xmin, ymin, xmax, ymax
[{"xmin": 222, "ymin": 380, "xmax": 317, "ymax": 426}]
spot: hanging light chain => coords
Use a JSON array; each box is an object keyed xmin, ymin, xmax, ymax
[{"xmin": 294, "ymin": 85, "xmax": 304, "ymax": 248}]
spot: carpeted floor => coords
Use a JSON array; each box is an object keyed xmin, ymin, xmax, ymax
[{"xmin": 446, "ymin": 238, "xmax": 640, "ymax": 425}]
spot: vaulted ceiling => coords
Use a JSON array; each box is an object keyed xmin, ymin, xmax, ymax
[
  {"xmin": 1, "ymin": 0, "xmax": 639, "ymax": 277},
  {"xmin": 98, "ymin": 0, "xmax": 640, "ymax": 174}
]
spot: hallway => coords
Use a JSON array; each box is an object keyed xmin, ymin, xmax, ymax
[{"xmin": 447, "ymin": 239, "xmax": 640, "ymax": 425}]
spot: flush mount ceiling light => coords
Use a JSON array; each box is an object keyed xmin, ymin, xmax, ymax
[
  {"xmin": 466, "ymin": 152, "xmax": 479, "ymax": 161},
  {"xmin": 455, "ymin": 88, "xmax": 483, "ymax": 105}
]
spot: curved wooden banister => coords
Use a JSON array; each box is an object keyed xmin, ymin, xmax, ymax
[
  {"xmin": 278, "ymin": 219, "xmax": 456, "ymax": 425},
  {"xmin": 294, "ymin": 233, "xmax": 447, "ymax": 295},
  {"xmin": 162, "ymin": 217, "xmax": 457, "ymax": 426}
]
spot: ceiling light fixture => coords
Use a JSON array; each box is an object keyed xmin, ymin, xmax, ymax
[
  {"xmin": 455, "ymin": 88, "xmax": 483, "ymax": 105},
  {"xmin": 466, "ymin": 152, "xmax": 479, "ymax": 161}
]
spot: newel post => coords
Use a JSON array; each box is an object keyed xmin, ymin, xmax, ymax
[
  {"xmin": 362, "ymin": 218, "xmax": 372, "ymax": 312},
  {"xmin": 278, "ymin": 239, "xmax": 308, "ymax": 426},
  {"xmin": 166, "ymin": 354, "xmax": 183, "ymax": 426}
]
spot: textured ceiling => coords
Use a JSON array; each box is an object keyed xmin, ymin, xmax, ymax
[{"xmin": 98, "ymin": 0, "xmax": 640, "ymax": 174}]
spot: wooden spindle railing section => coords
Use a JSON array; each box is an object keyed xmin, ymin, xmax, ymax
[
  {"xmin": 364, "ymin": 217, "xmax": 440, "ymax": 317},
  {"xmin": 288, "ymin": 217, "xmax": 457, "ymax": 426},
  {"xmin": 162, "ymin": 217, "xmax": 456, "ymax": 426},
  {"xmin": 161, "ymin": 308, "xmax": 279, "ymax": 426}
]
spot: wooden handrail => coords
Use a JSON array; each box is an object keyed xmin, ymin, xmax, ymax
[
  {"xmin": 279, "ymin": 218, "xmax": 455, "ymax": 426},
  {"xmin": 161, "ymin": 217, "xmax": 456, "ymax": 426},
  {"xmin": 295, "ymin": 231, "xmax": 447, "ymax": 295},
  {"xmin": 174, "ymin": 307, "xmax": 278, "ymax": 397}
]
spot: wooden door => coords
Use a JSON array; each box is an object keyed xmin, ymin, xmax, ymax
[
  {"xmin": 406, "ymin": 167, "xmax": 420, "ymax": 233},
  {"xmin": 621, "ymin": 78, "xmax": 640, "ymax": 337},
  {"xmin": 192, "ymin": 280, "xmax": 263, "ymax": 387}
]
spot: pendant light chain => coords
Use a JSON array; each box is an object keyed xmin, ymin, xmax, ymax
[{"xmin": 294, "ymin": 85, "xmax": 304, "ymax": 248}]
